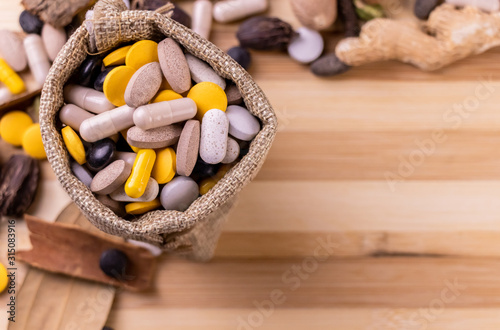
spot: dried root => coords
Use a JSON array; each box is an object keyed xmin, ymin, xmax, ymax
[{"xmin": 335, "ymin": 4, "xmax": 500, "ymax": 72}]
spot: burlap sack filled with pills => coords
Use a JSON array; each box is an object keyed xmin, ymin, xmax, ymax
[{"xmin": 39, "ymin": 0, "xmax": 277, "ymax": 261}]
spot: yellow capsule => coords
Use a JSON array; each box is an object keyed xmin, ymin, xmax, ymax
[
  {"xmin": 62, "ymin": 126, "xmax": 86, "ymax": 165},
  {"xmin": 199, "ymin": 177, "xmax": 217, "ymax": 195},
  {"xmin": 151, "ymin": 90, "xmax": 183, "ymax": 103},
  {"xmin": 125, "ymin": 199, "xmax": 161, "ymax": 215},
  {"xmin": 103, "ymin": 45, "xmax": 132, "ymax": 66},
  {"xmin": 0, "ymin": 262, "xmax": 7, "ymax": 293},
  {"xmin": 0, "ymin": 111, "xmax": 33, "ymax": 146},
  {"xmin": 103, "ymin": 66, "xmax": 136, "ymax": 106},
  {"xmin": 125, "ymin": 149, "xmax": 156, "ymax": 198},
  {"xmin": 120, "ymin": 128, "xmax": 140, "ymax": 152},
  {"xmin": 22, "ymin": 123, "xmax": 47, "ymax": 159},
  {"xmin": 151, "ymin": 147, "xmax": 176, "ymax": 184},
  {"xmin": 187, "ymin": 82, "xmax": 227, "ymax": 121},
  {"xmin": 126, "ymin": 40, "xmax": 159, "ymax": 70},
  {"xmin": 0, "ymin": 58, "xmax": 25, "ymax": 94}
]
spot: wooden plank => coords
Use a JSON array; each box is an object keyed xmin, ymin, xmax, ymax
[
  {"xmin": 113, "ymin": 257, "xmax": 500, "ymax": 309},
  {"xmin": 256, "ymin": 131, "xmax": 500, "ymax": 180},
  {"xmin": 214, "ymin": 231, "xmax": 500, "ymax": 258},
  {"xmin": 225, "ymin": 181, "xmax": 500, "ymax": 232},
  {"xmin": 107, "ymin": 307, "xmax": 500, "ymax": 330}
]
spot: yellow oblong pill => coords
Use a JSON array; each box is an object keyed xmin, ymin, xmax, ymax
[
  {"xmin": 22, "ymin": 123, "xmax": 47, "ymax": 159},
  {"xmin": 151, "ymin": 147, "xmax": 176, "ymax": 184},
  {"xmin": 187, "ymin": 82, "xmax": 227, "ymax": 121},
  {"xmin": 199, "ymin": 177, "xmax": 217, "ymax": 195},
  {"xmin": 103, "ymin": 66, "xmax": 136, "ymax": 106},
  {"xmin": 103, "ymin": 45, "xmax": 132, "ymax": 66},
  {"xmin": 62, "ymin": 126, "xmax": 86, "ymax": 165},
  {"xmin": 126, "ymin": 40, "xmax": 159, "ymax": 70},
  {"xmin": 151, "ymin": 90, "xmax": 183, "ymax": 103},
  {"xmin": 125, "ymin": 149, "xmax": 156, "ymax": 198},
  {"xmin": 0, "ymin": 58, "xmax": 25, "ymax": 94},
  {"xmin": 0, "ymin": 262, "xmax": 7, "ymax": 293},
  {"xmin": 125, "ymin": 199, "xmax": 161, "ymax": 215},
  {"xmin": 0, "ymin": 111, "xmax": 33, "ymax": 146}
]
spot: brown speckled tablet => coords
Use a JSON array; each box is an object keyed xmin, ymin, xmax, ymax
[
  {"xmin": 158, "ymin": 38, "xmax": 191, "ymax": 94},
  {"xmin": 96, "ymin": 194, "xmax": 126, "ymax": 217},
  {"xmin": 127, "ymin": 124, "xmax": 182, "ymax": 149},
  {"xmin": 124, "ymin": 62, "xmax": 162, "ymax": 107},
  {"xmin": 225, "ymin": 84, "xmax": 243, "ymax": 105},
  {"xmin": 176, "ymin": 120, "xmax": 200, "ymax": 176},
  {"xmin": 90, "ymin": 160, "xmax": 132, "ymax": 195}
]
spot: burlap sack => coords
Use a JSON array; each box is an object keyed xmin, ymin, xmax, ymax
[{"xmin": 39, "ymin": 0, "xmax": 277, "ymax": 261}]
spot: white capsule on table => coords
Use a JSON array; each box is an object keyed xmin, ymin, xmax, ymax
[
  {"xmin": 41, "ymin": 24, "xmax": 67, "ymax": 62},
  {"xmin": 127, "ymin": 240, "xmax": 163, "ymax": 257},
  {"xmin": 64, "ymin": 84, "xmax": 115, "ymax": 114},
  {"xmin": 80, "ymin": 105, "xmax": 135, "ymax": 142},
  {"xmin": 23, "ymin": 34, "xmax": 51, "ymax": 86},
  {"xmin": 200, "ymin": 108, "xmax": 229, "ymax": 164},
  {"xmin": 287, "ymin": 27, "xmax": 324, "ymax": 64},
  {"xmin": 59, "ymin": 104, "xmax": 95, "ymax": 131},
  {"xmin": 133, "ymin": 98, "xmax": 197, "ymax": 131},
  {"xmin": 110, "ymin": 177, "xmax": 159, "ymax": 202},
  {"xmin": 192, "ymin": 0, "xmax": 213, "ymax": 39},
  {"xmin": 213, "ymin": 0, "xmax": 268, "ymax": 23},
  {"xmin": 445, "ymin": 0, "xmax": 499, "ymax": 12},
  {"xmin": 185, "ymin": 54, "xmax": 226, "ymax": 90},
  {"xmin": 0, "ymin": 86, "xmax": 12, "ymax": 105}
]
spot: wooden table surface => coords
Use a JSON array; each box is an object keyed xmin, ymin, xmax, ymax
[{"xmin": 3, "ymin": 0, "xmax": 500, "ymax": 329}]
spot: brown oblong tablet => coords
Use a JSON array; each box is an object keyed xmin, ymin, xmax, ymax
[
  {"xmin": 127, "ymin": 124, "xmax": 183, "ymax": 149},
  {"xmin": 158, "ymin": 38, "xmax": 192, "ymax": 94},
  {"xmin": 176, "ymin": 119, "xmax": 200, "ymax": 176},
  {"xmin": 124, "ymin": 62, "xmax": 162, "ymax": 107},
  {"xmin": 90, "ymin": 160, "xmax": 132, "ymax": 195}
]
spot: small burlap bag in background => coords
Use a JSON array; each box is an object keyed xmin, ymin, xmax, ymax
[{"xmin": 39, "ymin": 0, "xmax": 277, "ymax": 261}]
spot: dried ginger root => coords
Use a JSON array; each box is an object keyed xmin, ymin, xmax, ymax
[{"xmin": 335, "ymin": 4, "xmax": 500, "ymax": 71}]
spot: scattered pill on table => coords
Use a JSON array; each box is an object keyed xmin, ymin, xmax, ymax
[
  {"xmin": 287, "ymin": 27, "xmax": 324, "ymax": 64},
  {"xmin": 23, "ymin": 34, "xmax": 51, "ymax": 86},
  {"xmin": 213, "ymin": 0, "xmax": 268, "ymax": 23},
  {"xmin": 192, "ymin": 0, "xmax": 213, "ymax": 39},
  {"xmin": 0, "ymin": 262, "xmax": 7, "ymax": 293},
  {"xmin": 41, "ymin": 23, "xmax": 67, "ymax": 62},
  {"xmin": 22, "ymin": 123, "xmax": 47, "ymax": 159},
  {"xmin": 19, "ymin": 10, "xmax": 44, "ymax": 35},
  {"xmin": 0, "ymin": 30, "xmax": 27, "ymax": 72},
  {"xmin": 227, "ymin": 46, "xmax": 251, "ymax": 70}
]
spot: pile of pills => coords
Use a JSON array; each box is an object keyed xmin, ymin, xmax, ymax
[
  {"xmin": 0, "ymin": 11, "xmax": 68, "ymax": 105},
  {"xmin": 61, "ymin": 37, "xmax": 260, "ymax": 216}
]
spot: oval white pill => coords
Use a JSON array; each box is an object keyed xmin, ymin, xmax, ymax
[
  {"xmin": 200, "ymin": 109, "xmax": 229, "ymax": 164},
  {"xmin": 287, "ymin": 27, "xmax": 324, "ymax": 64},
  {"xmin": 222, "ymin": 137, "xmax": 240, "ymax": 164},
  {"xmin": 225, "ymin": 105, "xmax": 260, "ymax": 141},
  {"xmin": 160, "ymin": 176, "xmax": 199, "ymax": 212},
  {"xmin": 185, "ymin": 54, "xmax": 226, "ymax": 90}
]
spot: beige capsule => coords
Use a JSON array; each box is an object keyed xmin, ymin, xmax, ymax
[
  {"xmin": 64, "ymin": 84, "xmax": 116, "ymax": 114},
  {"xmin": 192, "ymin": 0, "xmax": 213, "ymax": 39},
  {"xmin": 80, "ymin": 105, "xmax": 136, "ymax": 142},
  {"xmin": 59, "ymin": 104, "xmax": 95, "ymax": 131},
  {"xmin": 23, "ymin": 34, "xmax": 51, "ymax": 86},
  {"xmin": 213, "ymin": 0, "xmax": 268, "ymax": 23},
  {"xmin": 133, "ymin": 98, "xmax": 197, "ymax": 131}
]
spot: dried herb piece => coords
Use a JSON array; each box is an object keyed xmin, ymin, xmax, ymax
[
  {"xmin": 354, "ymin": 0, "xmax": 384, "ymax": 21},
  {"xmin": 0, "ymin": 155, "xmax": 39, "ymax": 217},
  {"xmin": 414, "ymin": 0, "xmax": 441, "ymax": 20},
  {"xmin": 310, "ymin": 53, "xmax": 351, "ymax": 77},
  {"xmin": 237, "ymin": 16, "xmax": 296, "ymax": 51},
  {"xmin": 21, "ymin": 0, "xmax": 95, "ymax": 28},
  {"xmin": 338, "ymin": 0, "xmax": 360, "ymax": 37}
]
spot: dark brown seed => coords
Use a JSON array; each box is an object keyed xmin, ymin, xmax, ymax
[
  {"xmin": 0, "ymin": 155, "xmax": 39, "ymax": 217},
  {"xmin": 236, "ymin": 16, "xmax": 296, "ymax": 51},
  {"xmin": 414, "ymin": 0, "xmax": 441, "ymax": 20},
  {"xmin": 310, "ymin": 53, "xmax": 351, "ymax": 77},
  {"xmin": 338, "ymin": 0, "xmax": 360, "ymax": 37},
  {"xmin": 171, "ymin": 6, "xmax": 192, "ymax": 28}
]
